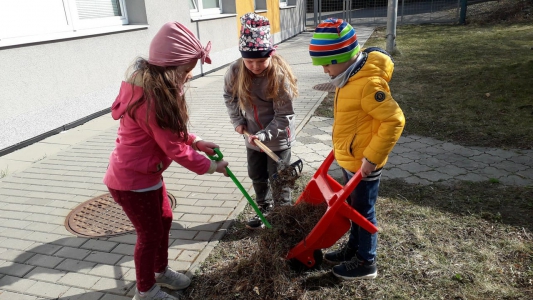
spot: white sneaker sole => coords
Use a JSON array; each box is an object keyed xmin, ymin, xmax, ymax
[{"xmin": 332, "ymin": 270, "xmax": 377, "ymax": 280}]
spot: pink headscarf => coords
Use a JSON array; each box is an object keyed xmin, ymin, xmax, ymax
[{"xmin": 148, "ymin": 22, "xmax": 212, "ymax": 67}]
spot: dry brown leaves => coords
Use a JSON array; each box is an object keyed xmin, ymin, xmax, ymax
[{"xmin": 184, "ymin": 202, "xmax": 327, "ymax": 300}]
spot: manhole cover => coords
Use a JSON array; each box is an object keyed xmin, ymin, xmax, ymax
[
  {"xmin": 312, "ymin": 82, "xmax": 336, "ymax": 92},
  {"xmin": 64, "ymin": 192, "xmax": 176, "ymax": 238}
]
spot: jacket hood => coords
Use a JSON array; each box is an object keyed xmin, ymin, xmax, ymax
[
  {"xmin": 111, "ymin": 81, "xmax": 144, "ymax": 120},
  {"xmin": 352, "ymin": 48, "xmax": 394, "ymax": 83}
]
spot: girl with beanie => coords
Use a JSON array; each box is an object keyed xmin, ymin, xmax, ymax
[
  {"xmin": 103, "ymin": 21, "xmax": 228, "ymax": 300},
  {"xmin": 223, "ymin": 13, "xmax": 299, "ymax": 229}
]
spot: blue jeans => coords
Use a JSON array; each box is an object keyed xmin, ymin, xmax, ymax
[{"xmin": 343, "ymin": 168, "xmax": 380, "ymax": 262}]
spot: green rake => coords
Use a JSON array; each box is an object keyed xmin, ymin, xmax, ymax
[{"xmin": 208, "ymin": 148, "xmax": 272, "ymax": 229}]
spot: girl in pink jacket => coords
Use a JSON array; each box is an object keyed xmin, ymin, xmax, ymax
[{"xmin": 103, "ymin": 22, "xmax": 228, "ymax": 300}]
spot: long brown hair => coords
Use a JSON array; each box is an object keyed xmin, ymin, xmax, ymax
[
  {"xmin": 125, "ymin": 58, "xmax": 190, "ymax": 140},
  {"xmin": 231, "ymin": 55, "xmax": 298, "ymax": 110}
]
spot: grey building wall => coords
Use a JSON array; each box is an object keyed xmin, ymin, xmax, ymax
[{"xmin": 0, "ymin": 0, "xmax": 302, "ymax": 154}]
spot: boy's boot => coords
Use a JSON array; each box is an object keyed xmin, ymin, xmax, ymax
[
  {"xmin": 324, "ymin": 243, "xmax": 357, "ymax": 263},
  {"xmin": 246, "ymin": 203, "xmax": 273, "ymax": 229},
  {"xmin": 246, "ymin": 182, "xmax": 272, "ymax": 229},
  {"xmin": 133, "ymin": 284, "xmax": 177, "ymax": 300},
  {"xmin": 332, "ymin": 255, "xmax": 377, "ymax": 280}
]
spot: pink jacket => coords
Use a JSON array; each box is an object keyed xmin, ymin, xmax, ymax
[{"xmin": 103, "ymin": 81, "xmax": 212, "ymax": 190}]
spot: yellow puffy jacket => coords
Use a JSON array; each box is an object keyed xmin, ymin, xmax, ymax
[{"xmin": 333, "ymin": 48, "xmax": 405, "ymax": 173}]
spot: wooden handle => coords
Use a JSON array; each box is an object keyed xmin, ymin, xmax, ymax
[{"xmin": 243, "ymin": 130, "xmax": 281, "ymax": 163}]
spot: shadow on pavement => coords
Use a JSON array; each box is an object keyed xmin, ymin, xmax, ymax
[{"xmin": 0, "ymin": 220, "xmax": 228, "ymax": 299}]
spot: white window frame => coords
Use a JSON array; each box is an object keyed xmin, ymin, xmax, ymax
[
  {"xmin": 66, "ymin": 0, "xmax": 128, "ymax": 30},
  {"xmin": 190, "ymin": 0, "xmax": 222, "ymax": 18},
  {"xmin": 280, "ymin": 0, "xmax": 288, "ymax": 8},
  {"xmin": 0, "ymin": 0, "xmax": 128, "ymax": 41}
]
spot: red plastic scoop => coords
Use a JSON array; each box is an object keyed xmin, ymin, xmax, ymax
[{"xmin": 286, "ymin": 150, "xmax": 378, "ymax": 269}]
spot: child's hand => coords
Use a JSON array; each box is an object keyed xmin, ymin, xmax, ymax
[
  {"xmin": 196, "ymin": 140, "xmax": 219, "ymax": 155},
  {"xmin": 361, "ymin": 158, "xmax": 377, "ymax": 178},
  {"xmin": 247, "ymin": 134, "xmax": 259, "ymax": 146},
  {"xmin": 235, "ymin": 125, "xmax": 246, "ymax": 134},
  {"xmin": 215, "ymin": 160, "xmax": 229, "ymax": 177}
]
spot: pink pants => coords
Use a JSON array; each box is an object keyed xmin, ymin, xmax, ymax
[{"xmin": 108, "ymin": 183, "xmax": 173, "ymax": 292}]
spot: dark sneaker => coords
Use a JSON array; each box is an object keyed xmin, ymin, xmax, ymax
[
  {"xmin": 246, "ymin": 204, "xmax": 272, "ymax": 229},
  {"xmin": 332, "ymin": 256, "xmax": 377, "ymax": 280},
  {"xmin": 324, "ymin": 243, "xmax": 357, "ymax": 263}
]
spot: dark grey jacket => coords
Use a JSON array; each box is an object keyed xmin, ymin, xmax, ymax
[{"xmin": 223, "ymin": 62, "xmax": 296, "ymax": 152}]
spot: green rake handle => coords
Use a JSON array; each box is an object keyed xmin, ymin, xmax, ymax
[{"xmin": 208, "ymin": 148, "xmax": 272, "ymax": 229}]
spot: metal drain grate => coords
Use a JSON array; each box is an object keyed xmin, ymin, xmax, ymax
[
  {"xmin": 312, "ymin": 82, "xmax": 336, "ymax": 92},
  {"xmin": 65, "ymin": 192, "xmax": 177, "ymax": 238}
]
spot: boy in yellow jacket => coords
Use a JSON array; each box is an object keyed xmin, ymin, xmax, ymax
[{"xmin": 309, "ymin": 18, "xmax": 405, "ymax": 280}]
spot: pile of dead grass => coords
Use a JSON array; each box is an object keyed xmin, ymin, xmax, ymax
[
  {"xmin": 271, "ymin": 162, "xmax": 301, "ymax": 204},
  {"xmin": 184, "ymin": 175, "xmax": 532, "ymax": 299},
  {"xmin": 184, "ymin": 201, "xmax": 327, "ymax": 300}
]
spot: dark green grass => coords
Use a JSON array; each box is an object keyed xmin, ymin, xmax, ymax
[{"xmin": 363, "ymin": 23, "xmax": 533, "ymax": 149}]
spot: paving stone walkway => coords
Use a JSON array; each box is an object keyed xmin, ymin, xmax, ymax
[
  {"xmin": 0, "ymin": 29, "xmax": 531, "ymax": 300},
  {"xmin": 294, "ymin": 117, "xmax": 533, "ymax": 186}
]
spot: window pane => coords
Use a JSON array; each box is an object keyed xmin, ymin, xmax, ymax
[
  {"xmin": 76, "ymin": 0, "xmax": 122, "ymax": 19},
  {"xmin": 202, "ymin": 0, "xmax": 220, "ymax": 9},
  {"xmin": 255, "ymin": 0, "xmax": 267, "ymax": 10},
  {"xmin": 189, "ymin": 0, "xmax": 197, "ymax": 10},
  {"xmin": 0, "ymin": 0, "xmax": 70, "ymax": 39}
]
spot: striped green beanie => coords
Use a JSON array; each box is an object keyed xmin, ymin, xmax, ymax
[{"xmin": 309, "ymin": 18, "xmax": 360, "ymax": 66}]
